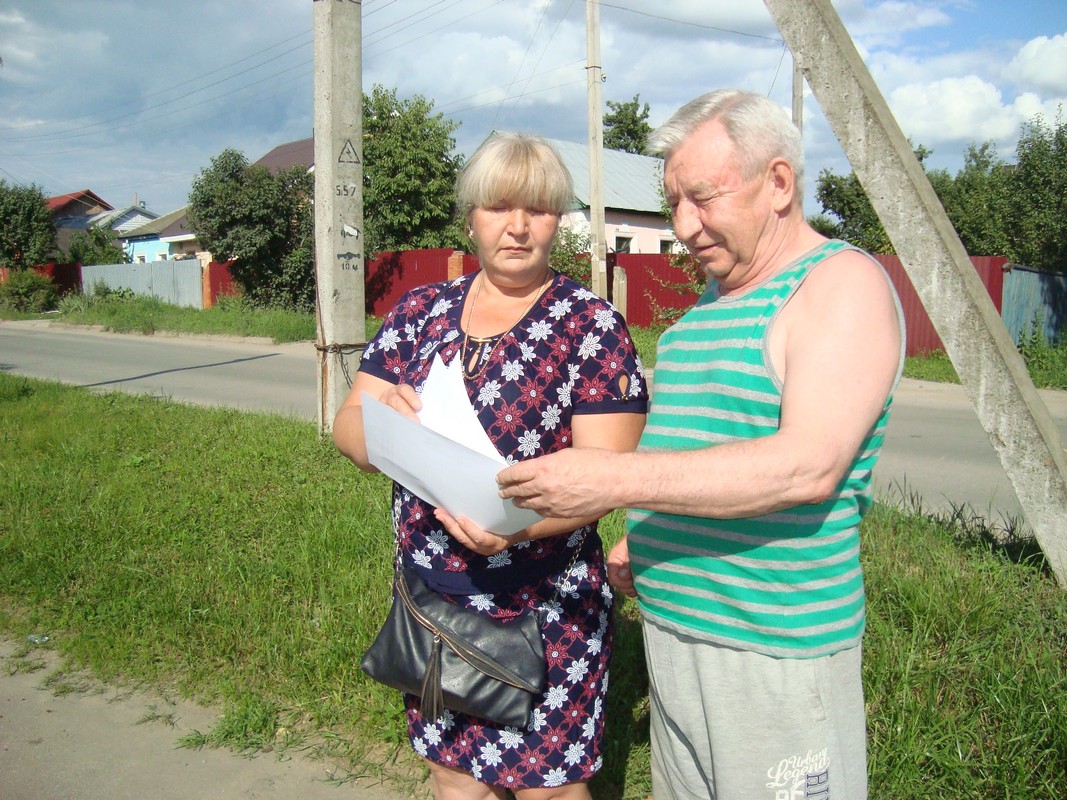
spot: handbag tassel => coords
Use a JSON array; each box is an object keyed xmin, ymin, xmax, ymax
[{"xmin": 420, "ymin": 634, "xmax": 445, "ymax": 722}]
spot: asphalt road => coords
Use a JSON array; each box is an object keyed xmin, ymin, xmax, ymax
[{"xmin": 4, "ymin": 318, "xmax": 1067, "ymax": 526}]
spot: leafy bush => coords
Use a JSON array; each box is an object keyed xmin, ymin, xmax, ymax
[
  {"xmin": 550, "ymin": 226, "xmax": 592, "ymax": 288},
  {"xmin": 648, "ymin": 250, "xmax": 704, "ymax": 326},
  {"xmin": 57, "ymin": 281, "xmax": 136, "ymax": 315},
  {"xmin": 0, "ymin": 267, "xmax": 59, "ymax": 312},
  {"xmin": 1017, "ymin": 316, "xmax": 1067, "ymax": 389}
]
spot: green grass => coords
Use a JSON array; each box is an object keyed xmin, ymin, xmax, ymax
[
  {"xmin": 38, "ymin": 290, "xmax": 319, "ymax": 343},
  {"xmin": 1, "ymin": 374, "xmax": 1064, "ymax": 798},
  {"xmin": 903, "ymin": 349, "xmax": 961, "ymax": 383}
]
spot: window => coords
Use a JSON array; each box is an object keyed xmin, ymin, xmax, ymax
[
  {"xmin": 660, "ymin": 239, "xmax": 675, "ymax": 254},
  {"xmin": 614, "ymin": 236, "xmax": 632, "ymax": 254}
]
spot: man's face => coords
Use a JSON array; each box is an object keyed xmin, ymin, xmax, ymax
[{"xmin": 662, "ymin": 120, "xmax": 774, "ymax": 290}]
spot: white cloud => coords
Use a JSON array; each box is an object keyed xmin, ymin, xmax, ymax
[
  {"xmin": 1, "ymin": 1, "xmax": 1063, "ymax": 213},
  {"xmin": 1012, "ymin": 92, "xmax": 1067, "ymax": 130},
  {"xmin": 1004, "ymin": 33, "xmax": 1067, "ymax": 94},
  {"xmin": 843, "ymin": 0, "xmax": 953, "ymax": 47},
  {"xmin": 888, "ymin": 75, "xmax": 1019, "ymax": 145}
]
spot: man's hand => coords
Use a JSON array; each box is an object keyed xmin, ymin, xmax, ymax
[
  {"xmin": 497, "ymin": 448, "xmax": 618, "ymax": 520},
  {"xmin": 606, "ymin": 536, "xmax": 637, "ymax": 598}
]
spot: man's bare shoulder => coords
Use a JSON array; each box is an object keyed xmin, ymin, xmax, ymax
[
  {"xmin": 799, "ymin": 246, "xmax": 897, "ymax": 303},
  {"xmin": 777, "ymin": 245, "xmax": 901, "ymax": 352}
]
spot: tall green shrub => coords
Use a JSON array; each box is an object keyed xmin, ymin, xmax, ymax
[{"xmin": 0, "ymin": 268, "xmax": 59, "ymax": 312}]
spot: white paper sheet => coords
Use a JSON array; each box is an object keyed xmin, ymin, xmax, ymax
[
  {"xmin": 361, "ymin": 391, "xmax": 544, "ymax": 536},
  {"xmin": 417, "ymin": 355, "xmax": 503, "ymax": 461}
]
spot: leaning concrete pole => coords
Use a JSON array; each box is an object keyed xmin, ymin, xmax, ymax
[
  {"xmin": 313, "ymin": 0, "xmax": 365, "ymax": 435},
  {"xmin": 764, "ymin": 0, "xmax": 1067, "ymax": 586}
]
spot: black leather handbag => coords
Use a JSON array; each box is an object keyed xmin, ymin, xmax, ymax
[{"xmin": 360, "ymin": 566, "xmax": 547, "ymax": 728}]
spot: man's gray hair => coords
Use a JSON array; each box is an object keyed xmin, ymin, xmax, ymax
[{"xmin": 647, "ymin": 89, "xmax": 804, "ymax": 193}]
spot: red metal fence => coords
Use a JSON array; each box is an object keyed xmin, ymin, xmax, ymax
[
  {"xmin": 612, "ymin": 252, "xmax": 697, "ymax": 328},
  {"xmin": 11, "ymin": 250, "xmax": 1009, "ymax": 357},
  {"xmin": 363, "ymin": 250, "xmax": 1008, "ymax": 357},
  {"xmin": 203, "ymin": 260, "xmax": 238, "ymax": 308},
  {"xmin": 365, "ymin": 248, "xmax": 479, "ymax": 316},
  {"xmin": 0, "ymin": 263, "xmax": 81, "ymax": 295},
  {"xmin": 875, "ymin": 255, "xmax": 1006, "ymax": 356}
]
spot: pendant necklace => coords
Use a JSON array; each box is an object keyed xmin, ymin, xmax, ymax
[{"xmin": 461, "ymin": 270, "xmax": 553, "ymax": 381}]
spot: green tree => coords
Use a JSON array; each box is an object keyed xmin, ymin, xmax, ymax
[
  {"xmin": 550, "ymin": 225, "xmax": 591, "ymax": 287},
  {"xmin": 188, "ymin": 85, "xmax": 464, "ymax": 309},
  {"xmin": 1008, "ymin": 111, "xmax": 1067, "ymax": 270},
  {"xmin": 813, "ymin": 168, "xmax": 895, "ymax": 254},
  {"xmin": 940, "ymin": 142, "xmax": 1013, "ymax": 258},
  {"xmin": 362, "ymin": 85, "xmax": 464, "ymax": 257},
  {"xmin": 812, "ymin": 144, "xmax": 1015, "ymax": 257},
  {"xmin": 64, "ymin": 226, "xmax": 129, "ymax": 265},
  {"xmin": 0, "ymin": 180, "xmax": 56, "ymax": 269},
  {"xmin": 603, "ymin": 94, "xmax": 653, "ymax": 154},
  {"xmin": 188, "ymin": 149, "xmax": 314, "ymax": 309}
]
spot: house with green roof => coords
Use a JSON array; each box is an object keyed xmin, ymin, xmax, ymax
[{"xmin": 542, "ymin": 136, "xmax": 675, "ymax": 255}]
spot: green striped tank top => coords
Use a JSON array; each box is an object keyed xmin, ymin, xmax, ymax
[{"xmin": 626, "ymin": 239, "xmax": 902, "ymax": 658}]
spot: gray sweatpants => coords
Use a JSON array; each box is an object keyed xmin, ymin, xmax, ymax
[{"xmin": 642, "ymin": 618, "xmax": 867, "ymax": 800}]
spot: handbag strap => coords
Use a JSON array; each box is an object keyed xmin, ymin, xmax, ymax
[{"xmin": 547, "ymin": 529, "xmax": 589, "ymax": 606}]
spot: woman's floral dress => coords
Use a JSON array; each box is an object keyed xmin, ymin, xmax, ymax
[{"xmin": 358, "ymin": 271, "xmax": 647, "ymax": 790}]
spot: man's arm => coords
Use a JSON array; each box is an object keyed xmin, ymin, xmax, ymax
[
  {"xmin": 498, "ymin": 252, "xmax": 901, "ymax": 520},
  {"xmin": 436, "ymin": 410, "xmax": 645, "ymax": 555}
]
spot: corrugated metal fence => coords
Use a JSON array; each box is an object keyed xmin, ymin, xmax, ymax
[
  {"xmin": 874, "ymin": 255, "xmax": 1006, "ymax": 356},
  {"xmin": 362, "ymin": 250, "xmax": 1061, "ymax": 356},
  {"xmin": 62, "ymin": 251, "xmax": 1065, "ymax": 353},
  {"xmin": 366, "ymin": 249, "xmax": 478, "ymax": 316},
  {"xmin": 1002, "ymin": 264, "xmax": 1067, "ymax": 345},
  {"xmin": 82, "ymin": 260, "xmax": 204, "ymax": 308}
]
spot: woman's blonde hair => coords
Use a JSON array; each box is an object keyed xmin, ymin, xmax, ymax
[{"xmin": 456, "ymin": 132, "xmax": 574, "ymax": 222}]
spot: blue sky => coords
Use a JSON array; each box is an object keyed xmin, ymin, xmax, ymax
[{"xmin": 1, "ymin": 0, "xmax": 1064, "ymax": 217}]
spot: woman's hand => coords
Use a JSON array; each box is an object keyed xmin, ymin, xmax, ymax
[
  {"xmin": 433, "ymin": 508, "xmax": 525, "ymax": 556},
  {"xmin": 606, "ymin": 536, "xmax": 637, "ymax": 598},
  {"xmin": 379, "ymin": 383, "xmax": 422, "ymax": 421}
]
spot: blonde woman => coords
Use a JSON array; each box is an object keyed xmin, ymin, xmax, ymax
[{"xmin": 333, "ymin": 133, "xmax": 647, "ymax": 800}]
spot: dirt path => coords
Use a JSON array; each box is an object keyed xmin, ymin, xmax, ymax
[{"xmin": 0, "ymin": 639, "xmax": 422, "ymax": 800}]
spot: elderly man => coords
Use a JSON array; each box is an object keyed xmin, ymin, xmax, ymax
[{"xmin": 498, "ymin": 89, "xmax": 904, "ymax": 800}]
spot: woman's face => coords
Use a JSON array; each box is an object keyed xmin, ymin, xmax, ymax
[{"xmin": 470, "ymin": 203, "xmax": 559, "ymax": 287}]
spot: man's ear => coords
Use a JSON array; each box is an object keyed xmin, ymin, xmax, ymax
[{"xmin": 768, "ymin": 158, "xmax": 796, "ymax": 213}]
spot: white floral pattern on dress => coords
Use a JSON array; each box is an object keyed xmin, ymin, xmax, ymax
[{"xmin": 360, "ymin": 273, "xmax": 647, "ymax": 790}]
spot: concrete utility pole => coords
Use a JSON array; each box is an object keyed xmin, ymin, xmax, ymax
[
  {"xmin": 313, "ymin": 0, "xmax": 365, "ymax": 435},
  {"xmin": 763, "ymin": 0, "xmax": 1067, "ymax": 586},
  {"xmin": 791, "ymin": 57, "xmax": 803, "ymax": 136},
  {"xmin": 585, "ymin": 0, "xmax": 608, "ymax": 299}
]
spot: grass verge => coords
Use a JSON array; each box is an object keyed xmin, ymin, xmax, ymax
[{"xmin": 1, "ymin": 374, "xmax": 1064, "ymax": 798}]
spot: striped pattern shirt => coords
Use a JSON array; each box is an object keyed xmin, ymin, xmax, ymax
[{"xmin": 626, "ymin": 240, "xmax": 902, "ymax": 658}]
